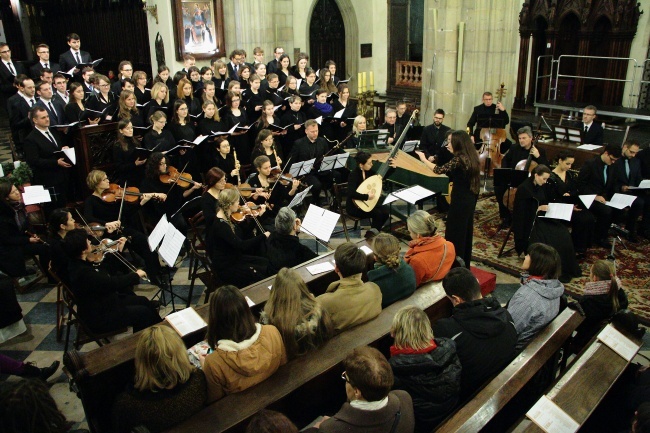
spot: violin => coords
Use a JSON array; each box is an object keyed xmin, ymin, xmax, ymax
[
  {"xmin": 268, "ymin": 169, "xmax": 307, "ymax": 187},
  {"xmin": 77, "ymin": 222, "xmax": 110, "ymax": 237},
  {"xmin": 224, "ymin": 182, "xmax": 268, "ymax": 198},
  {"xmin": 86, "ymin": 238, "xmax": 121, "ymax": 263},
  {"xmin": 101, "ymin": 184, "xmax": 144, "ymax": 203},
  {"xmin": 230, "ymin": 202, "xmax": 263, "ymax": 223},
  {"xmin": 160, "ymin": 166, "xmax": 199, "ymax": 188}
]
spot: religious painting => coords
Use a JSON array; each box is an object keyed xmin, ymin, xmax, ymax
[{"xmin": 172, "ymin": 0, "xmax": 226, "ymax": 60}]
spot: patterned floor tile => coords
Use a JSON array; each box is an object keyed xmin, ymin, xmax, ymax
[
  {"xmin": 23, "ymin": 302, "xmax": 59, "ymax": 325},
  {"xmin": 0, "ymin": 324, "xmax": 54, "ymax": 351}
]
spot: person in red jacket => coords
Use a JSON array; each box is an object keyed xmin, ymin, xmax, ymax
[{"xmin": 404, "ymin": 210, "xmax": 455, "ymax": 286}]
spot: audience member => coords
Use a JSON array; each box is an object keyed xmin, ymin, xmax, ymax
[
  {"xmin": 368, "ymin": 233, "xmax": 416, "ymax": 308},
  {"xmin": 202, "ymin": 285, "xmax": 287, "ymax": 403},
  {"xmin": 316, "ymin": 242, "xmax": 382, "ymax": 333},
  {"xmin": 507, "ymin": 243, "xmax": 565, "ymax": 351},
  {"xmin": 404, "ymin": 210, "xmax": 455, "ymax": 286},
  {"xmin": 434, "ymin": 267, "xmax": 517, "ymax": 400},
  {"xmin": 389, "ymin": 306, "xmax": 461, "ymax": 432},
  {"xmin": 261, "ymin": 267, "xmax": 333, "ymax": 359},
  {"xmin": 265, "ymin": 207, "xmax": 317, "ymax": 272},
  {"xmin": 246, "ymin": 409, "xmax": 298, "ymax": 433},
  {"xmin": 0, "ymin": 353, "xmax": 59, "ymax": 381},
  {"xmin": 112, "ymin": 325, "xmax": 207, "ymax": 433},
  {"xmin": 304, "ymin": 346, "xmax": 415, "ymax": 433}
]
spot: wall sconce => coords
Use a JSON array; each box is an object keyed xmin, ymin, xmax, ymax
[{"xmin": 142, "ymin": 0, "xmax": 159, "ymax": 24}]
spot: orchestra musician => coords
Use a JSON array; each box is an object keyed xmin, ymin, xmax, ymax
[
  {"xmin": 201, "ymin": 167, "xmax": 227, "ymax": 229},
  {"xmin": 265, "ymin": 207, "xmax": 317, "ymax": 272},
  {"xmin": 251, "ymin": 129, "xmax": 283, "ymax": 168},
  {"xmin": 247, "ymin": 155, "xmax": 300, "ymax": 227},
  {"xmin": 346, "ymin": 151, "xmax": 390, "ymax": 234},
  {"xmin": 380, "ymin": 109, "xmax": 398, "ymax": 145},
  {"xmin": 466, "ymin": 91, "xmax": 509, "ymax": 145},
  {"xmin": 213, "ymin": 137, "xmax": 240, "ymax": 184},
  {"xmin": 419, "ymin": 109, "xmax": 452, "ymax": 164}
]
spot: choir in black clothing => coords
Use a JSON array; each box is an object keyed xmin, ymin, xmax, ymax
[
  {"xmin": 112, "ymin": 120, "xmax": 146, "ymax": 186},
  {"xmin": 251, "ymin": 129, "xmax": 283, "ymax": 168}
]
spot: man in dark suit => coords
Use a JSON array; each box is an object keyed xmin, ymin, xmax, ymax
[
  {"xmin": 266, "ymin": 46, "xmax": 284, "ymax": 74},
  {"xmin": 289, "ymin": 119, "xmax": 343, "ymax": 205},
  {"xmin": 0, "ymin": 43, "xmax": 26, "ymax": 111},
  {"xmin": 227, "ymin": 49, "xmax": 244, "ymax": 80},
  {"xmin": 580, "ymin": 105, "xmax": 604, "ymax": 145},
  {"xmin": 7, "ymin": 75, "xmax": 37, "ymax": 157},
  {"xmin": 420, "ymin": 108, "xmax": 451, "ymax": 163},
  {"xmin": 58, "ymin": 33, "xmax": 92, "ymax": 76},
  {"xmin": 81, "ymin": 67, "xmax": 96, "ymax": 97},
  {"xmin": 610, "ymin": 140, "xmax": 650, "ymax": 240},
  {"xmin": 52, "ymin": 73, "xmax": 69, "ymax": 105},
  {"xmin": 576, "ymin": 144, "xmax": 622, "ymax": 247},
  {"xmin": 467, "ymin": 91, "xmax": 509, "ymax": 145},
  {"xmin": 24, "ymin": 106, "xmax": 72, "ymax": 210},
  {"xmin": 638, "ymin": 147, "xmax": 650, "ymax": 179},
  {"xmin": 29, "ymin": 44, "xmax": 60, "ymax": 80},
  {"xmin": 35, "ymin": 81, "xmax": 66, "ymax": 126}
]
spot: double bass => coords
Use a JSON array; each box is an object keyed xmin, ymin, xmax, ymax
[{"xmin": 478, "ymin": 83, "xmax": 507, "ymax": 176}]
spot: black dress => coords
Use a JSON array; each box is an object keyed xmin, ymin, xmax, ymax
[
  {"xmin": 112, "ymin": 138, "xmax": 146, "ymax": 186},
  {"xmin": 214, "ymin": 153, "xmax": 238, "ymax": 184},
  {"xmin": 86, "ymin": 92, "xmax": 118, "ymax": 120},
  {"xmin": 223, "ymin": 109, "xmax": 251, "ymax": 164},
  {"xmin": 330, "ymin": 99, "xmax": 357, "ymax": 141},
  {"xmin": 143, "ymin": 129, "xmax": 175, "ymax": 152},
  {"xmin": 512, "ymin": 177, "xmax": 581, "ymax": 280},
  {"xmin": 432, "ymin": 156, "xmax": 478, "ymax": 268},
  {"xmin": 134, "ymin": 87, "xmax": 151, "ymax": 106},
  {"xmin": 169, "ymin": 122, "xmax": 201, "ymax": 180},
  {"xmin": 545, "ymin": 171, "xmax": 596, "ymax": 252},
  {"xmin": 207, "ymin": 218, "xmax": 270, "ymax": 287},
  {"xmin": 0, "ymin": 203, "xmax": 50, "ymax": 279},
  {"xmin": 197, "ymin": 118, "xmax": 226, "ymax": 173},
  {"xmin": 279, "ymin": 109, "xmax": 306, "ymax": 157},
  {"xmin": 200, "ymin": 191, "xmax": 219, "ymax": 229},
  {"xmin": 64, "ymin": 102, "xmax": 84, "ymax": 123},
  {"xmin": 245, "ymin": 90, "xmax": 265, "ymax": 125},
  {"xmin": 345, "ymin": 167, "xmax": 390, "ymax": 231}
]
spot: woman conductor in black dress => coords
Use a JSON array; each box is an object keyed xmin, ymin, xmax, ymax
[{"xmin": 415, "ymin": 130, "xmax": 479, "ymax": 268}]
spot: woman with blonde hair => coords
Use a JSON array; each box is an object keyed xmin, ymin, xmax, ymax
[
  {"xmin": 261, "ymin": 268, "xmax": 333, "ymax": 359},
  {"xmin": 177, "ymin": 77, "xmax": 202, "ymax": 117},
  {"xmin": 112, "ymin": 325, "xmax": 207, "ymax": 433},
  {"xmin": 389, "ymin": 306, "xmax": 461, "ymax": 432},
  {"xmin": 404, "ymin": 210, "xmax": 455, "ymax": 286},
  {"xmin": 368, "ymin": 233, "xmax": 416, "ymax": 308},
  {"xmin": 117, "ymin": 89, "xmax": 143, "ymax": 127},
  {"xmin": 145, "ymin": 81, "xmax": 170, "ymax": 120}
]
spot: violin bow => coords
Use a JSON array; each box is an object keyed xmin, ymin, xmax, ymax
[
  {"xmin": 267, "ymin": 157, "xmax": 292, "ymax": 198},
  {"xmin": 116, "ymin": 181, "xmax": 126, "ymax": 230},
  {"xmin": 164, "ymin": 161, "xmax": 191, "ymax": 196},
  {"xmin": 233, "ymin": 186, "xmax": 265, "ymax": 232}
]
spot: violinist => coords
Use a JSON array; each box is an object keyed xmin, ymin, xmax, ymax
[
  {"xmin": 248, "ymin": 155, "xmax": 300, "ymax": 226},
  {"xmin": 279, "ymin": 95, "xmax": 306, "ymax": 156},
  {"xmin": 112, "ymin": 120, "xmax": 146, "ymax": 186},
  {"xmin": 83, "ymin": 170, "xmax": 168, "ymax": 288},
  {"xmin": 0, "ymin": 180, "xmax": 52, "ymax": 283},
  {"xmin": 253, "ymin": 100, "xmax": 284, "ymax": 138},
  {"xmin": 213, "ymin": 137, "xmax": 240, "ymax": 184},
  {"xmin": 346, "ymin": 152, "xmax": 390, "ymax": 234},
  {"xmin": 496, "ymin": 126, "xmax": 549, "ymax": 226},
  {"xmin": 117, "ymin": 90, "xmax": 144, "ymax": 127},
  {"xmin": 63, "ymin": 228, "xmax": 161, "ymax": 334},
  {"xmin": 207, "ymin": 188, "xmax": 270, "ymax": 287},
  {"xmin": 251, "ymin": 129, "xmax": 283, "ymax": 168},
  {"xmin": 140, "ymin": 152, "xmax": 202, "ymax": 236},
  {"xmin": 201, "ymin": 167, "xmax": 227, "ymax": 229}
]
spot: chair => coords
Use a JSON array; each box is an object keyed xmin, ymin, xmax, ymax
[
  {"xmin": 187, "ymin": 211, "xmax": 217, "ymax": 306},
  {"xmin": 602, "ymin": 122, "xmax": 631, "ymax": 145},
  {"xmin": 559, "ymin": 113, "xmax": 578, "ymax": 125},
  {"xmin": 497, "ymin": 190, "xmax": 517, "ymax": 258},
  {"xmin": 47, "ymin": 263, "xmax": 67, "ymax": 342},
  {"xmin": 6, "ymin": 255, "xmax": 48, "ymax": 293},
  {"xmin": 331, "ymin": 182, "xmax": 364, "ymax": 241}
]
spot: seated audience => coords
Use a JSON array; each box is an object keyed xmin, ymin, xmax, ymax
[
  {"xmin": 316, "ymin": 242, "xmax": 382, "ymax": 334},
  {"xmin": 389, "ymin": 306, "xmax": 461, "ymax": 432},
  {"xmin": 245, "ymin": 410, "xmax": 298, "ymax": 433},
  {"xmin": 404, "ymin": 210, "xmax": 455, "ymax": 286},
  {"xmin": 266, "ymin": 207, "xmax": 317, "ymax": 272},
  {"xmin": 202, "ymin": 285, "xmax": 287, "ymax": 403},
  {"xmin": 575, "ymin": 259, "xmax": 628, "ymax": 350},
  {"xmin": 368, "ymin": 233, "xmax": 416, "ymax": 308},
  {"xmin": 112, "ymin": 325, "xmax": 207, "ymax": 433},
  {"xmin": 62, "ymin": 228, "xmax": 161, "ymax": 334},
  {"xmin": 507, "ymin": 243, "xmax": 565, "ymax": 351},
  {"xmin": 304, "ymin": 346, "xmax": 415, "ymax": 433},
  {"xmin": 433, "ymin": 267, "xmax": 517, "ymax": 400},
  {"xmin": 261, "ymin": 268, "xmax": 333, "ymax": 359},
  {"xmin": 0, "ymin": 379, "xmax": 88, "ymax": 433}
]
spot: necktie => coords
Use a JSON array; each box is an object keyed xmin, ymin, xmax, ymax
[
  {"xmin": 6, "ymin": 62, "xmax": 15, "ymax": 75},
  {"xmin": 603, "ymin": 165, "xmax": 607, "ymax": 184},
  {"xmin": 29, "ymin": 99, "xmax": 35, "ymax": 107},
  {"xmin": 45, "ymin": 130, "xmax": 58, "ymax": 148},
  {"xmin": 75, "ymin": 52, "xmax": 81, "ymax": 64},
  {"xmin": 625, "ymin": 159, "xmax": 630, "ymax": 178},
  {"xmin": 584, "ymin": 125, "xmax": 588, "ymax": 133},
  {"xmin": 44, "ymin": 63, "xmax": 48, "ymax": 69},
  {"xmin": 48, "ymin": 102, "xmax": 58, "ymax": 123}
]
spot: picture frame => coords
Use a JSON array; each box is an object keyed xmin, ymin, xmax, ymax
[{"xmin": 172, "ymin": 0, "xmax": 226, "ymax": 61}]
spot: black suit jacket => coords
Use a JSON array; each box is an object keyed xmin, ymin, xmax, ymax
[
  {"xmin": 24, "ymin": 127, "xmax": 70, "ymax": 186},
  {"xmin": 29, "ymin": 61, "xmax": 61, "ymax": 80},
  {"xmin": 611, "ymin": 156, "xmax": 643, "ymax": 193},
  {"xmin": 289, "ymin": 136, "xmax": 329, "ymax": 164},
  {"xmin": 581, "ymin": 122, "xmax": 604, "ymax": 145},
  {"xmin": 58, "ymin": 50, "xmax": 92, "ymax": 74},
  {"xmin": 226, "ymin": 62, "xmax": 239, "ymax": 80},
  {"xmin": 36, "ymin": 99, "xmax": 66, "ymax": 126},
  {"xmin": 576, "ymin": 155, "xmax": 613, "ymax": 198},
  {"xmin": 467, "ymin": 104, "xmax": 510, "ymax": 141},
  {"xmin": 0, "ymin": 61, "xmax": 26, "ymax": 94},
  {"xmin": 420, "ymin": 123, "xmax": 451, "ymax": 160},
  {"xmin": 266, "ymin": 59, "xmax": 280, "ymax": 74},
  {"xmin": 7, "ymin": 94, "xmax": 34, "ymax": 144},
  {"xmin": 637, "ymin": 148, "xmax": 650, "ymax": 179}
]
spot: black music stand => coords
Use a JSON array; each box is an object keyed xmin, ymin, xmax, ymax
[
  {"xmin": 358, "ymin": 130, "xmax": 390, "ymax": 149},
  {"xmin": 476, "ymin": 116, "xmax": 508, "ymax": 192}
]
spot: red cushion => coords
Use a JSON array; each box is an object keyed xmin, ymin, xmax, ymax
[{"xmin": 471, "ymin": 266, "xmax": 497, "ymax": 296}]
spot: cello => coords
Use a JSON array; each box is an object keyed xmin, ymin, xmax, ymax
[{"xmin": 478, "ymin": 83, "xmax": 507, "ymax": 176}]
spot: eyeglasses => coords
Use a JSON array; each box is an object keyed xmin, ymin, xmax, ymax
[
  {"xmin": 341, "ymin": 371, "xmax": 351, "ymax": 383},
  {"xmin": 0, "ymin": 50, "xmax": 10, "ymax": 54},
  {"xmin": 99, "ymin": 83, "xmax": 110, "ymax": 88},
  {"xmin": 434, "ymin": 117, "xmax": 444, "ymax": 121}
]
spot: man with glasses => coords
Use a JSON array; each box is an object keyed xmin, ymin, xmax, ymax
[
  {"xmin": 577, "ymin": 143, "xmax": 623, "ymax": 247},
  {"xmin": 266, "ymin": 46, "xmax": 284, "ymax": 74},
  {"xmin": 467, "ymin": 91, "xmax": 509, "ymax": 145},
  {"xmin": 0, "ymin": 43, "xmax": 26, "ymax": 99},
  {"xmin": 30, "ymin": 44, "xmax": 60, "ymax": 79},
  {"xmin": 580, "ymin": 105, "xmax": 603, "ymax": 145},
  {"xmin": 420, "ymin": 109, "xmax": 451, "ymax": 164},
  {"xmin": 380, "ymin": 109, "xmax": 398, "ymax": 145},
  {"xmin": 111, "ymin": 60, "xmax": 133, "ymax": 94},
  {"xmin": 227, "ymin": 49, "xmax": 245, "ymax": 80}
]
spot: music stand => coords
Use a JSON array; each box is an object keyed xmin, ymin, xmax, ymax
[
  {"xmin": 319, "ymin": 153, "xmax": 349, "ymax": 172},
  {"xmin": 476, "ymin": 116, "xmax": 508, "ymax": 192},
  {"xmin": 553, "ymin": 125, "xmax": 583, "ymax": 144},
  {"xmin": 289, "ymin": 159, "xmax": 316, "ymax": 177},
  {"xmin": 358, "ymin": 130, "xmax": 390, "ymax": 149}
]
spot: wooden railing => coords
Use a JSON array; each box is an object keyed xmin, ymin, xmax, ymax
[{"xmin": 395, "ymin": 61, "xmax": 423, "ymax": 87}]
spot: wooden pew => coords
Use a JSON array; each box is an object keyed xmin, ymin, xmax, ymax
[
  {"xmin": 434, "ymin": 307, "xmax": 584, "ymax": 433},
  {"xmin": 510, "ymin": 323, "xmax": 642, "ymax": 432}
]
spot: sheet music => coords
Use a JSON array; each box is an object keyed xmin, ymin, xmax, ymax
[
  {"xmin": 402, "ymin": 140, "xmax": 419, "ymax": 153},
  {"xmin": 21, "ymin": 185, "xmax": 52, "ymax": 205},
  {"xmin": 245, "ymin": 296, "xmax": 255, "ymax": 307},
  {"xmin": 333, "ymin": 108, "xmax": 345, "ymax": 118},
  {"xmin": 289, "ymin": 158, "xmax": 315, "ymax": 177},
  {"xmin": 576, "ymin": 144, "xmax": 602, "ymax": 151},
  {"xmin": 526, "ymin": 395, "xmax": 579, "ymax": 433},
  {"xmin": 193, "ymin": 135, "xmax": 208, "ymax": 145},
  {"xmin": 314, "ymin": 116, "xmax": 323, "ymax": 125},
  {"xmin": 165, "ymin": 308, "xmax": 207, "ymax": 337},
  {"xmin": 359, "ymin": 245, "xmax": 373, "ymax": 255},
  {"xmin": 605, "ymin": 193, "xmax": 636, "ymax": 209},
  {"xmin": 288, "ymin": 185, "xmax": 312, "ymax": 209},
  {"xmin": 148, "ymin": 214, "xmax": 169, "ymax": 251},
  {"xmin": 301, "ymin": 204, "xmax": 340, "ymax": 242},
  {"xmin": 383, "ymin": 193, "xmax": 400, "ymax": 205},
  {"xmin": 319, "ymin": 153, "xmax": 349, "ymax": 172},
  {"xmin": 579, "ymin": 194, "xmax": 597, "ymax": 209},
  {"xmin": 307, "ymin": 261, "xmax": 335, "ymax": 275},
  {"xmin": 62, "ymin": 147, "xmax": 76, "ymax": 165},
  {"xmin": 628, "ymin": 179, "xmax": 650, "ymax": 190},
  {"xmin": 159, "ymin": 223, "xmax": 186, "ymax": 267},
  {"xmin": 540, "ymin": 203, "xmax": 573, "ymax": 221},
  {"xmin": 597, "ymin": 324, "xmax": 640, "ymax": 361},
  {"xmin": 393, "ymin": 185, "xmax": 435, "ymax": 204}
]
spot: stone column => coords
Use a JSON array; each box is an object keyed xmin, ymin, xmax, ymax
[{"xmin": 514, "ymin": 33, "xmax": 531, "ymax": 109}]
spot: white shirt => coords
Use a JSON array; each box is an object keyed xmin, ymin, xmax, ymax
[
  {"xmin": 4, "ymin": 61, "xmax": 16, "ymax": 75},
  {"xmin": 56, "ymin": 91, "xmax": 69, "ymax": 104},
  {"xmin": 18, "ymin": 92, "xmax": 36, "ymax": 106},
  {"xmin": 35, "ymin": 126, "xmax": 58, "ymax": 147}
]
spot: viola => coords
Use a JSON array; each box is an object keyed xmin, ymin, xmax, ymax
[
  {"xmin": 77, "ymin": 222, "xmax": 109, "ymax": 237},
  {"xmin": 160, "ymin": 166, "xmax": 198, "ymax": 188},
  {"xmin": 86, "ymin": 238, "xmax": 121, "ymax": 263},
  {"xmin": 230, "ymin": 202, "xmax": 263, "ymax": 223},
  {"xmin": 268, "ymin": 169, "xmax": 307, "ymax": 187},
  {"xmin": 101, "ymin": 184, "xmax": 144, "ymax": 203},
  {"xmin": 224, "ymin": 182, "xmax": 268, "ymax": 198}
]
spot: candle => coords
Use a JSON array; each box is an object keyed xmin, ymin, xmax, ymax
[
  {"xmin": 358, "ymin": 73, "xmax": 362, "ymax": 92},
  {"xmin": 369, "ymin": 71, "xmax": 374, "ymax": 88},
  {"xmin": 362, "ymin": 72, "xmax": 367, "ymax": 92}
]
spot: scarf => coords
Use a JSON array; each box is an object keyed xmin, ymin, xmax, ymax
[
  {"xmin": 390, "ymin": 339, "xmax": 437, "ymax": 357},
  {"xmin": 11, "ymin": 200, "xmax": 28, "ymax": 232},
  {"xmin": 314, "ymin": 101, "xmax": 333, "ymax": 115}
]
